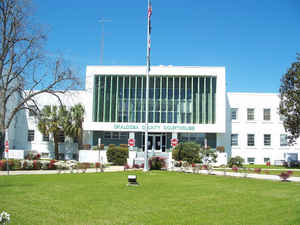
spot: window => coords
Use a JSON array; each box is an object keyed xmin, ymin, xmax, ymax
[
  {"xmin": 264, "ymin": 134, "xmax": 271, "ymax": 146},
  {"xmin": 247, "ymin": 134, "xmax": 255, "ymax": 146},
  {"xmin": 231, "ymin": 108, "xmax": 238, "ymax": 120},
  {"xmin": 27, "ymin": 130, "xmax": 35, "ymax": 142},
  {"xmin": 247, "ymin": 157, "xmax": 255, "ymax": 164},
  {"xmin": 231, "ymin": 134, "xmax": 238, "ymax": 146},
  {"xmin": 58, "ymin": 131, "xmax": 65, "ymax": 143},
  {"xmin": 264, "ymin": 157, "xmax": 270, "ymax": 163},
  {"xmin": 263, "ymin": 108, "xmax": 271, "ymax": 121},
  {"xmin": 42, "ymin": 134, "xmax": 49, "ymax": 142},
  {"xmin": 247, "ymin": 108, "xmax": 255, "ymax": 120},
  {"xmin": 280, "ymin": 134, "xmax": 288, "ymax": 146}
]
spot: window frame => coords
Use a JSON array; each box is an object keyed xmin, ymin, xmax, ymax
[
  {"xmin": 280, "ymin": 134, "xmax": 288, "ymax": 147},
  {"xmin": 247, "ymin": 108, "xmax": 255, "ymax": 121},
  {"xmin": 264, "ymin": 134, "xmax": 271, "ymax": 146},
  {"xmin": 247, "ymin": 134, "xmax": 255, "ymax": 146},
  {"xmin": 263, "ymin": 108, "xmax": 271, "ymax": 121},
  {"xmin": 231, "ymin": 108, "xmax": 238, "ymax": 121},
  {"xmin": 27, "ymin": 130, "xmax": 35, "ymax": 142},
  {"xmin": 231, "ymin": 134, "xmax": 238, "ymax": 146}
]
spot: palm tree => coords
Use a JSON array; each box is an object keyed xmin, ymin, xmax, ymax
[
  {"xmin": 64, "ymin": 104, "xmax": 85, "ymax": 150},
  {"xmin": 38, "ymin": 105, "xmax": 68, "ymax": 160}
]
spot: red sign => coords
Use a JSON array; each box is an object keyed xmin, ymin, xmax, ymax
[
  {"xmin": 128, "ymin": 138, "xmax": 135, "ymax": 147},
  {"xmin": 171, "ymin": 138, "xmax": 178, "ymax": 147},
  {"xmin": 5, "ymin": 140, "xmax": 9, "ymax": 152}
]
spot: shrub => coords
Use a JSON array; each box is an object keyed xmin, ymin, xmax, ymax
[
  {"xmin": 48, "ymin": 160, "xmax": 57, "ymax": 170},
  {"xmin": 216, "ymin": 146, "xmax": 225, "ymax": 153},
  {"xmin": 120, "ymin": 144, "xmax": 128, "ymax": 148},
  {"xmin": 279, "ymin": 171, "xmax": 290, "ymax": 181},
  {"xmin": 0, "ymin": 160, "xmax": 17, "ymax": 171},
  {"xmin": 133, "ymin": 164, "xmax": 140, "ymax": 169},
  {"xmin": 81, "ymin": 144, "xmax": 91, "ymax": 150},
  {"xmin": 254, "ymin": 168, "xmax": 262, "ymax": 174},
  {"xmin": 25, "ymin": 151, "xmax": 40, "ymax": 160},
  {"xmin": 149, "ymin": 156, "xmax": 166, "ymax": 170},
  {"xmin": 228, "ymin": 156, "xmax": 244, "ymax": 168},
  {"xmin": 108, "ymin": 144, "xmax": 116, "ymax": 148},
  {"xmin": 232, "ymin": 166, "xmax": 238, "ymax": 172},
  {"xmin": 172, "ymin": 142, "xmax": 201, "ymax": 164},
  {"xmin": 107, "ymin": 146, "xmax": 128, "ymax": 165}
]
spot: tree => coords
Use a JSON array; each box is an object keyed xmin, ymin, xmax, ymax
[
  {"xmin": 38, "ymin": 105, "xmax": 68, "ymax": 160},
  {"xmin": 64, "ymin": 104, "xmax": 85, "ymax": 150},
  {"xmin": 0, "ymin": 0, "xmax": 79, "ymax": 158},
  {"xmin": 279, "ymin": 53, "xmax": 300, "ymax": 144}
]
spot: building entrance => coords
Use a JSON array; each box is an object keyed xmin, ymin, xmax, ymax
[
  {"xmin": 148, "ymin": 134, "xmax": 162, "ymax": 151},
  {"xmin": 141, "ymin": 133, "xmax": 168, "ymax": 152}
]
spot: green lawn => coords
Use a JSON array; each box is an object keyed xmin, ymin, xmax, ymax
[
  {"xmin": 1, "ymin": 171, "xmax": 300, "ymax": 225},
  {"xmin": 215, "ymin": 168, "xmax": 300, "ymax": 177}
]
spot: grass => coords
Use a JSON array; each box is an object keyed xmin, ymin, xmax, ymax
[{"xmin": 1, "ymin": 171, "xmax": 300, "ymax": 225}]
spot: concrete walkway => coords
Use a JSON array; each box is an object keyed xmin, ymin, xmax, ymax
[
  {"xmin": 1, "ymin": 166, "xmax": 300, "ymax": 182},
  {"xmin": 170, "ymin": 167, "xmax": 300, "ymax": 182},
  {"xmin": 0, "ymin": 166, "xmax": 124, "ymax": 176}
]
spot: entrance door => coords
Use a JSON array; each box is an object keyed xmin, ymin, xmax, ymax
[{"xmin": 148, "ymin": 134, "xmax": 162, "ymax": 151}]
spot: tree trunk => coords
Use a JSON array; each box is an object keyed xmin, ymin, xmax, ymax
[
  {"xmin": 54, "ymin": 135, "xmax": 59, "ymax": 160},
  {"xmin": 0, "ymin": 128, "xmax": 5, "ymax": 160}
]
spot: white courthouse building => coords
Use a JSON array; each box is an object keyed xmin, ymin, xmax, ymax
[{"xmin": 4, "ymin": 65, "xmax": 300, "ymax": 165}]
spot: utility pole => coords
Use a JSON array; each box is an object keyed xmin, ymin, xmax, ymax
[{"xmin": 99, "ymin": 18, "xmax": 112, "ymax": 64}]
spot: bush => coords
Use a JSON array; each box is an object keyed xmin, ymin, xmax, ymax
[
  {"xmin": 149, "ymin": 156, "xmax": 166, "ymax": 170},
  {"xmin": 120, "ymin": 144, "xmax": 128, "ymax": 148},
  {"xmin": 216, "ymin": 146, "xmax": 225, "ymax": 153},
  {"xmin": 172, "ymin": 142, "xmax": 201, "ymax": 164},
  {"xmin": 228, "ymin": 156, "xmax": 244, "ymax": 168},
  {"xmin": 107, "ymin": 146, "xmax": 128, "ymax": 165}
]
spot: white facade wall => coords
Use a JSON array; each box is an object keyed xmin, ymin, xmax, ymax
[
  {"xmin": 6, "ymin": 65, "xmax": 300, "ymax": 165},
  {"xmin": 227, "ymin": 92, "xmax": 300, "ymax": 164}
]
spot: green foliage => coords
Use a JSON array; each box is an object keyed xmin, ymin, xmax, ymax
[
  {"xmin": 279, "ymin": 53, "xmax": 300, "ymax": 144},
  {"xmin": 228, "ymin": 156, "xmax": 244, "ymax": 168},
  {"xmin": 172, "ymin": 142, "xmax": 201, "ymax": 163},
  {"xmin": 149, "ymin": 157, "xmax": 166, "ymax": 170},
  {"xmin": 106, "ymin": 146, "xmax": 128, "ymax": 165},
  {"xmin": 38, "ymin": 105, "xmax": 68, "ymax": 159}
]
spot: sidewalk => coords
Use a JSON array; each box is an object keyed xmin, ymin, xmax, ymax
[
  {"xmin": 170, "ymin": 167, "xmax": 300, "ymax": 182},
  {"xmin": 0, "ymin": 166, "xmax": 124, "ymax": 176}
]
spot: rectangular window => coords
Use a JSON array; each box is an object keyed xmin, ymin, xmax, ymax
[
  {"xmin": 264, "ymin": 134, "xmax": 271, "ymax": 146},
  {"xmin": 28, "ymin": 105, "xmax": 37, "ymax": 117},
  {"xmin": 280, "ymin": 134, "xmax": 288, "ymax": 146},
  {"xmin": 247, "ymin": 108, "xmax": 255, "ymax": 120},
  {"xmin": 264, "ymin": 157, "xmax": 270, "ymax": 163},
  {"xmin": 247, "ymin": 157, "xmax": 255, "ymax": 164},
  {"xmin": 27, "ymin": 130, "xmax": 35, "ymax": 142},
  {"xmin": 263, "ymin": 108, "xmax": 271, "ymax": 121},
  {"xmin": 231, "ymin": 108, "xmax": 238, "ymax": 120},
  {"xmin": 42, "ymin": 134, "xmax": 49, "ymax": 142},
  {"xmin": 247, "ymin": 134, "xmax": 255, "ymax": 146},
  {"xmin": 231, "ymin": 134, "xmax": 238, "ymax": 146}
]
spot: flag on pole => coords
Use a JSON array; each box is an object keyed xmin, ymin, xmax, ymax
[{"xmin": 147, "ymin": 0, "xmax": 152, "ymax": 71}]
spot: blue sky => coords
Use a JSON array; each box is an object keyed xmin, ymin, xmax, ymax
[{"xmin": 33, "ymin": 0, "xmax": 300, "ymax": 93}]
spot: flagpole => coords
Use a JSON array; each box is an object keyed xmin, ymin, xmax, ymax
[{"xmin": 144, "ymin": 0, "xmax": 151, "ymax": 172}]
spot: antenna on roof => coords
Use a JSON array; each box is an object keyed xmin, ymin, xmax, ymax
[{"xmin": 99, "ymin": 18, "xmax": 112, "ymax": 64}]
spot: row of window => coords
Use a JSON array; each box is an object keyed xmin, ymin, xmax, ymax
[
  {"xmin": 27, "ymin": 130, "xmax": 67, "ymax": 142},
  {"xmin": 231, "ymin": 134, "xmax": 288, "ymax": 147},
  {"xmin": 247, "ymin": 157, "xmax": 270, "ymax": 164},
  {"xmin": 231, "ymin": 108, "xmax": 283, "ymax": 121}
]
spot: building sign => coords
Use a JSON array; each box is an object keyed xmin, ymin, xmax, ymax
[{"xmin": 113, "ymin": 124, "xmax": 195, "ymax": 132}]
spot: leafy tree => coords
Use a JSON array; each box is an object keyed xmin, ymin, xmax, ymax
[
  {"xmin": 228, "ymin": 156, "xmax": 244, "ymax": 168},
  {"xmin": 64, "ymin": 104, "xmax": 85, "ymax": 149},
  {"xmin": 0, "ymin": 0, "xmax": 79, "ymax": 159},
  {"xmin": 279, "ymin": 54, "xmax": 300, "ymax": 144},
  {"xmin": 172, "ymin": 142, "xmax": 201, "ymax": 163},
  {"xmin": 38, "ymin": 105, "xmax": 68, "ymax": 160}
]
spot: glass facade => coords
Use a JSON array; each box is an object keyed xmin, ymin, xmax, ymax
[{"xmin": 93, "ymin": 75, "xmax": 217, "ymax": 124}]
